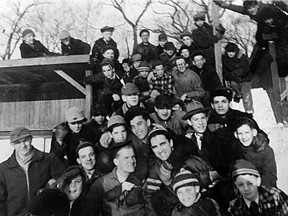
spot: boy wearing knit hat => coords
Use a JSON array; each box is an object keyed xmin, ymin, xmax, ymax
[
  {"xmin": 133, "ymin": 61, "xmax": 152, "ymax": 100},
  {"xmin": 159, "ymin": 41, "xmax": 178, "ymax": 74},
  {"xmin": 20, "ymin": 28, "xmax": 59, "ymax": 58},
  {"xmin": 0, "ymin": 127, "xmax": 65, "ymax": 216},
  {"xmin": 229, "ymin": 159, "xmax": 288, "ymax": 216},
  {"xmin": 157, "ymin": 32, "xmax": 168, "ymax": 57},
  {"xmin": 172, "ymin": 169, "xmax": 223, "ymax": 216}
]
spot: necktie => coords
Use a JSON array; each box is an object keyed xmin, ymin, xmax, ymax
[{"xmin": 249, "ymin": 201, "xmax": 259, "ymax": 216}]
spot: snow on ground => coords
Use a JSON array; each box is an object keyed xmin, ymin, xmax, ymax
[{"xmin": 0, "ymin": 88, "xmax": 287, "ymax": 193}]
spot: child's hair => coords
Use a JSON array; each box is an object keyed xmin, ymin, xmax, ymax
[
  {"xmin": 234, "ymin": 117, "xmax": 257, "ymax": 132},
  {"xmin": 151, "ymin": 60, "xmax": 164, "ymax": 69}
]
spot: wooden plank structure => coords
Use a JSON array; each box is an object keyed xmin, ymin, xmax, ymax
[{"xmin": 0, "ymin": 55, "xmax": 93, "ymax": 136}]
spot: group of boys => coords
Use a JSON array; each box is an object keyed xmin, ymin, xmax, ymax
[{"xmin": 4, "ymin": 0, "xmax": 288, "ymax": 215}]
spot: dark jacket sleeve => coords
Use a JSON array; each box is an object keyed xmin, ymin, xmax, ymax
[
  {"xmin": 0, "ymin": 167, "xmax": 7, "ymax": 216},
  {"xmin": 49, "ymin": 153, "xmax": 66, "ymax": 179}
]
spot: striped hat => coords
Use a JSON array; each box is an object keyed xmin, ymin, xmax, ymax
[
  {"xmin": 173, "ymin": 169, "xmax": 199, "ymax": 193},
  {"xmin": 232, "ymin": 159, "xmax": 260, "ymax": 179},
  {"xmin": 137, "ymin": 60, "xmax": 151, "ymax": 72}
]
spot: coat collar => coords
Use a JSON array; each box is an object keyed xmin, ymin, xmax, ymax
[{"xmin": 7, "ymin": 147, "xmax": 44, "ymax": 168}]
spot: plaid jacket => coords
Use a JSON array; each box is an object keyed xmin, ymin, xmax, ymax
[
  {"xmin": 229, "ymin": 186, "xmax": 288, "ymax": 216},
  {"xmin": 150, "ymin": 73, "xmax": 174, "ymax": 97}
]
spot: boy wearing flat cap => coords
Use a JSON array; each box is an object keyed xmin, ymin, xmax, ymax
[
  {"xmin": 92, "ymin": 26, "xmax": 119, "ymax": 63},
  {"xmin": 0, "ymin": 127, "xmax": 65, "ymax": 216},
  {"xmin": 85, "ymin": 141, "xmax": 146, "ymax": 215},
  {"xmin": 50, "ymin": 107, "xmax": 97, "ymax": 166},
  {"xmin": 229, "ymin": 159, "xmax": 288, "ymax": 216},
  {"xmin": 172, "ymin": 169, "xmax": 224, "ymax": 216}
]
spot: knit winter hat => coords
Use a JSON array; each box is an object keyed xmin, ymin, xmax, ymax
[
  {"xmin": 193, "ymin": 12, "xmax": 205, "ymax": 21},
  {"xmin": 137, "ymin": 60, "xmax": 151, "ymax": 72},
  {"xmin": 101, "ymin": 26, "xmax": 115, "ymax": 33},
  {"xmin": 10, "ymin": 127, "xmax": 32, "ymax": 143},
  {"xmin": 232, "ymin": 159, "xmax": 260, "ymax": 179},
  {"xmin": 173, "ymin": 169, "xmax": 200, "ymax": 193},
  {"xmin": 65, "ymin": 107, "xmax": 86, "ymax": 123},
  {"xmin": 75, "ymin": 141, "xmax": 95, "ymax": 156},
  {"xmin": 22, "ymin": 29, "xmax": 35, "ymax": 39},
  {"xmin": 180, "ymin": 31, "xmax": 192, "ymax": 39},
  {"xmin": 225, "ymin": 42, "xmax": 239, "ymax": 53},
  {"xmin": 211, "ymin": 87, "xmax": 233, "ymax": 102},
  {"xmin": 102, "ymin": 45, "xmax": 116, "ymax": 54},
  {"xmin": 158, "ymin": 32, "xmax": 167, "ymax": 41}
]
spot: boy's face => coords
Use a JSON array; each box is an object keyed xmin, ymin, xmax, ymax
[
  {"xmin": 103, "ymin": 31, "xmax": 113, "ymax": 41},
  {"xmin": 111, "ymin": 125, "xmax": 127, "ymax": 144},
  {"xmin": 195, "ymin": 19, "xmax": 205, "ymax": 28},
  {"xmin": 122, "ymin": 63, "xmax": 130, "ymax": 72},
  {"xmin": 122, "ymin": 93, "xmax": 139, "ymax": 107},
  {"xmin": 165, "ymin": 49, "xmax": 174, "ymax": 56},
  {"xmin": 176, "ymin": 58, "xmax": 187, "ymax": 73},
  {"xmin": 24, "ymin": 34, "xmax": 35, "ymax": 45},
  {"xmin": 150, "ymin": 134, "xmax": 173, "ymax": 161},
  {"xmin": 235, "ymin": 174, "xmax": 260, "ymax": 202},
  {"xmin": 102, "ymin": 65, "xmax": 115, "ymax": 79},
  {"xmin": 77, "ymin": 146, "xmax": 96, "ymax": 172},
  {"xmin": 92, "ymin": 115, "xmax": 106, "ymax": 125},
  {"xmin": 155, "ymin": 106, "xmax": 172, "ymax": 121},
  {"xmin": 180, "ymin": 49, "xmax": 190, "ymax": 59},
  {"xmin": 193, "ymin": 55, "xmax": 205, "ymax": 69},
  {"xmin": 139, "ymin": 70, "xmax": 150, "ymax": 78},
  {"xmin": 68, "ymin": 120, "xmax": 84, "ymax": 133},
  {"xmin": 187, "ymin": 112, "xmax": 207, "ymax": 134},
  {"xmin": 211, "ymin": 96, "xmax": 230, "ymax": 116},
  {"xmin": 64, "ymin": 175, "xmax": 83, "ymax": 202},
  {"xmin": 176, "ymin": 186, "xmax": 199, "ymax": 207},
  {"xmin": 141, "ymin": 32, "xmax": 150, "ymax": 43},
  {"xmin": 235, "ymin": 124, "xmax": 257, "ymax": 147},
  {"xmin": 247, "ymin": 5, "xmax": 259, "ymax": 16},
  {"xmin": 154, "ymin": 65, "xmax": 165, "ymax": 78},
  {"xmin": 182, "ymin": 36, "xmax": 192, "ymax": 47},
  {"xmin": 103, "ymin": 49, "xmax": 115, "ymax": 60},
  {"xmin": 227, "ymin": 51, "xmax": 236, "ymax": 58}
]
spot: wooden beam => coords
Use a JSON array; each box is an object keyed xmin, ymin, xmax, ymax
[
  {"xmin": 85, "ymin": 70, "xmax": 93, "ymax": 121},
  {"xmin": 54, "ymin": 70, "xmax": 86, "ymax": 95},
  {"xmin": 211, "ymin": 1, "xmax": 223, "ymax": 84},
  {"xmin": 0, "ymin": 55, "xmax": 90, "ymax": 69},
  {"xmin": 268, "ymin": 40, "xmax": 283, "ymax": 123}
]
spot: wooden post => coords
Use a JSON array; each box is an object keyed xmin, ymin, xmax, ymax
[
  {"xmin": 267, "ymin": 38, "xmax": 283, "ymax": 123},
  {"xmin": 211, "ymin": 1, "xmax": 223, "ymax": 84},
  {"xmin": 85, "ymin": 70, "xmax": 93, "ymax": 121}
]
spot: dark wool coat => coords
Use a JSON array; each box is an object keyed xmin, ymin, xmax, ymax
[
  {"xmin": 20, "ymin": 39, "xmax": 57, "ymax": 58},
  {"xmin": 50, "ymin": 123, "xmax": 97, "ymax": 166},
  {"xmin": 191, "ymin": 65, "xmax": 222, "ymax": 92},
  {"xmin": 61, "ymin": 37, "xmax": 91, "ymax": 55},
  {"xmin": 222, "ymin": 50, "xmax": 252, "ymax": 83},
  {"xmin": 192, "ymin": 23, "xmax": 219, "ymax": 61},
  {"xmin": 0, "ymin": 149, "xmax": 65, "ymax": 216},
  {"xmin": 85, "ymin": 119, "xmax": 107, "ymax": 143},
  {"xmin": 239, "ymin": 132, "xmax": 277, "ymax": 187},
  {"xmin": 92, "ymin": 37, "xmax": 119, "ymax": 61},
  {"xmin": 133, "ymin": 42, "xmax": 158, "ymax": 63}
]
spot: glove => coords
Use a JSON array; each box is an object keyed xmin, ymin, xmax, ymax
[{"xmin": 54, "ymin": 124, "xmax": 68, "ymax": 142}]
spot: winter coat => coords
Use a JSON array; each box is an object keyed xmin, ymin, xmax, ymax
[
  {"xmin": 133, "ymin": 42, "xmax": 158, "ymax": 63},
  {"xmin": 229, "ymin": 186, "xmax": 288, "ymax": 216},
  {"xmin": 172, "ymin": 197, "xmax": 223, "ymax": 216},
  {"xmin": 61, "ymin": 37, "xmax": 91, "ymax": 55},
  {"xmin": 239, "ymin": 132, "xmax": 277, "ymax": 187},
  {"xmin": 84, "ymin": 168, "xmax": 146, "ymax": 216},
  {"xmin": 92, "ymin": 37, "xmax": 119, "ymax": 61},
  {"xmin": 85, "ymin": 119, "xmax": 107, "ymax": 143},
  {"xmin": 222, "ymin": 50, "xmax": 252, "ymax": 83},
  {"xmin": 133, "ymin": 76, "xmax": 151, "ymax": 93},
  {"xmin": 84, "ymin": 71, "xmax": 123, "ymax": 97},
  {"xmin": 0, "ymin": 148, "xmax": 65, "ymax": 216},
  {"xmin": 159, "ymin": 52, "xmax": 177, "ymax": 74},
  {"xmin": 20, "ymin": 39, "xmax": 58, "ymax": 58},
  {"xmin": 192, "ymin": 23, "xmax": 219, "ymax": 61},
  {"xmin": 50, "ymin": 123, "xmax": 98, "ymax": 166},
  {"xmin": 191, "ymin": 65, "xmax": 222, "ymax": 92},
  {"xmin": 172, "ymin": 68, "xmax": 205, "ymax": 100}
]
